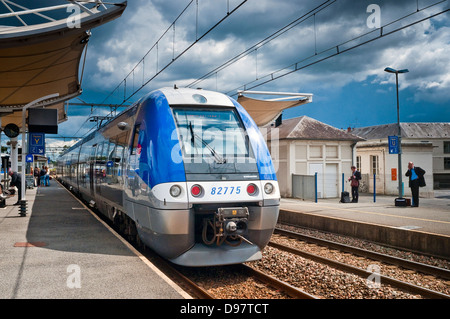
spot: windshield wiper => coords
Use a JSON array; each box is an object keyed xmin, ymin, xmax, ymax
[{"xmin": 189, "ymin": 121, "xmax": 226, "ymax": 164}]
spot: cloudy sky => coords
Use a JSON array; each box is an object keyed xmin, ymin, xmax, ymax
[{"xmin": 2, "ymin": 0, "xmax": 450, "ymax": 152}]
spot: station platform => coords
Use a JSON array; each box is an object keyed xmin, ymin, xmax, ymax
[
  {"xmin": 279, "ymin": 191, "xmax": 450, "ymax": 258},
  {"xmin": 0, "ymin": 182, "xmax": 191, "ymax": 299}
]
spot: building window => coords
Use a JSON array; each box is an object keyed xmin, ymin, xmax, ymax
[
  {"xmin": 326, "ymin": 145, "xmax": 338, "ymax": 158},
  {"xmin": 444, "ymin": 157, "xmax": 450, "ymax": 170},
  {"xmin": 370, "ymin": 155, "xmax": 379, "ymax": 175},
  {"xmin": 309, "ymin": 145, "xmax": 322, "ymax": 158},
  {"xmin": 356, "ymin": 156, "xmax": 361, "ymax": 172},
  {"xmin": 444, "ymin": 141, "xmax": 450, "ymax": 154}
]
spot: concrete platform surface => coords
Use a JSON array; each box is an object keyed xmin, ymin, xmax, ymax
[{"xmin": 0, "ymin": 182, "xmax": 190, "ymax": 299}]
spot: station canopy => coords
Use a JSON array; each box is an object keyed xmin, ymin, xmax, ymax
[
  {"xmin": 237, "ymin": 91, "xmax": 313, "ymax": 127},
  {"xmin": 0, "ymin": 1, "xmax": 127, "ymax": 130}
]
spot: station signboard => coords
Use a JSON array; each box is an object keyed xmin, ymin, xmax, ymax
[
  {"xmin": 28, "ymin": 133, "xmax": 45, "ymax": 155},
  {"xmin": 26, "ymin": 154, "xmax": 34, "ymax": 163},
  {"xmin": 388, "ymin": 136, "xmax": 399, "ymax": 154}
]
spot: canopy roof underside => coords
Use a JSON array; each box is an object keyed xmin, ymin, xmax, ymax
[
  {"xmin": 0, "ymin": 1, "xmax": 127, "ymax": 129},
  {"xmin": 237, "ymin": 91, "xmax": 313, "ymax": 127}
]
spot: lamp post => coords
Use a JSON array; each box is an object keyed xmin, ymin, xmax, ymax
[{"xmin": 384, "ymin": 67, "xmax": 408, "ymax": 199}]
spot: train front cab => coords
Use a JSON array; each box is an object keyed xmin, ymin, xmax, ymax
[{"xmin": 129, "ymin": 88, "xmax": 280, "ymax": 267}]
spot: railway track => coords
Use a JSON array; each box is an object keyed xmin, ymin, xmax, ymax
[
  {"xmin": 274, "ymin": 227, "xmax": 450, "ymax": 280},
  {"xmin": 127, "ymin": 229, "xmax": 319, "ymax": 299},
  {"xmin": 239, "ymin": 264, "xmax": 318, "ymax": 299},
  {"xmin": 169, "ymin": 263, "xmax": 318, "ymax": 299},
  {"xmin": 269, "ymin": 227, "xmax": 450, "ymax": 299},
  {"xmin": 63, "ymin": 182, "xmax": 450, "ymax": 299},
  {"xmin": 64, "ymin": 183, "xmax": 317, "ymax": 299}
]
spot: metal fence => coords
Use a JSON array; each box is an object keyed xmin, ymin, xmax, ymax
[
  {"xmin": 292, "ymin": 173, "xmax": 388, "ymax": 202},
  {"xmin": 292, "ymin": 174, "xmax": 316, "ymax": 201},
  {"xmin": 292, "ymin": 171, "xmax": 436, "ymax": 202}
]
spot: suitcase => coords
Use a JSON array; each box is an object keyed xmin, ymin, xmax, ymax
[
  {"xmin": 395, "ymin": 198, "xmax": 407, "ymax": 207},
  {"xmin": 340, "ymin": 191, "xmax": 351, "ymax": 203}
]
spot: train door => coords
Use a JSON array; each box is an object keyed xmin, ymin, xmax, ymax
[
  {"xmin": 75, "ymin": 146, "xmax": 82, "ymax": 189},
  {"xmin": 89, "ymin": 143, "xmax": 97, "ymax": 196},
  {"xmin": 125, "ymin": 124, "xmax": 140, "ymax": 199},
  {"xmin": 94, "ymin": 142, "xmax": 104, "ymax": 195}
]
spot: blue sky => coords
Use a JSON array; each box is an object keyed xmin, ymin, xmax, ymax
[{"xmin": 2, "ymin": 0, "xmax": 449, "ymax": 151}]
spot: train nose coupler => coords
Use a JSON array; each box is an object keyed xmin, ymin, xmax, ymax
[{"xmin": 202, "ymin": 207, "xmax": 251, "ymax": 246}]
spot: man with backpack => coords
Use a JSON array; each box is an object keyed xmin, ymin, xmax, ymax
[{"xmin": 348, "ymin": 165, "xmax": 362, "ymax": 203}]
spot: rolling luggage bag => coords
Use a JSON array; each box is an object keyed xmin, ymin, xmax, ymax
[
  {"xmin": 340, "ymin": 191, "xmax": 351, "ymax": 203},
  {"xmin": 395, "ymin": 198, "xmax": 407, "ymax": 207}
]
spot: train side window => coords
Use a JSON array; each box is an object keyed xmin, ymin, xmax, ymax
[
  {"xmin": 131, "ymin": 125, "xmax": 140, "ymax": 155},
  {"xmin": 109, "ymin": 131, "xmax": 127, "ymax": 181},
  {"xmin": 94, "ymin": 142, "xmax": 104, "ymax": 181},
  {"xmin": 90, "ymin": 143, "xmax": 97, "ymax": 162}
]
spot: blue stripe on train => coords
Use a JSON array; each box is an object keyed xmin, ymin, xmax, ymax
[{"xmin": 137, "ymin": 90, "xmax": 186, "ymax": 188}]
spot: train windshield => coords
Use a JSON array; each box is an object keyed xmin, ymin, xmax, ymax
[{"xmin": 172, "ymin": 107, "xmax": 259, "ymax": 180}]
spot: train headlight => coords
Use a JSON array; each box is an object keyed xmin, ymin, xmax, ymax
[
  {"xmin": 264, "ymin": 182, "xmax": 274, "ymax": 194},
  {"xmin": 191, "ymin": 184, "xmax": 203, "ymax": 197},
  {"xmin": 247, "ymin": 183, "xmax": 258, "ymax": 196},
  {"xmin": 170, "ymin": 185, "xmax": 182, "ymax": 197}
]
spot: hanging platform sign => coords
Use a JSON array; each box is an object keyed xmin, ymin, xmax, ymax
[{"xmin": 28, "ymin": 133, "xmax": 45, "ymax": 155}]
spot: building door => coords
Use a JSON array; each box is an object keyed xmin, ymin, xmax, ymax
[
  {"xmin": 325, "ymin": 164, "xmax": 338, "ymax": 198},
  {"xmin": 309, "ymin": 163, "xmax": 323, "ymax": 198}
]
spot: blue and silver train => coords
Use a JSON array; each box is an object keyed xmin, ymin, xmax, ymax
[{"xmin": 57, "ymin": 87, "xmax": 280, "ymax": 266}]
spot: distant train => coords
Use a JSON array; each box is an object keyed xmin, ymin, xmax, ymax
[{"xmin": 57, "ymin": 87, "xmax": 280, "ymax": 266}]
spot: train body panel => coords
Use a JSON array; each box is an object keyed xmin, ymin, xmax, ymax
[{"xmin": 57, "ymin": 87, "xmax": 279, "ymax": 266}]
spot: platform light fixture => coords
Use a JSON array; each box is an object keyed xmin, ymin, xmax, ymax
[{"xmin": 384, "ymin": 67, "xmax": 409, "ymax": 201}]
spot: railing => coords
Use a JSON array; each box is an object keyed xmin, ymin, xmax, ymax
[
  {"xmin": 291, "ymin": 172, "xmax": 429, "ymax": 202},
  {"xmin": 0, "ymin": 1, "xmax": 112, "ymax": 26}
]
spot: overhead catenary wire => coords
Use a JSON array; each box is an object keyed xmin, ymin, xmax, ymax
[
  {"xmin": 118, "ymin": 0, "xmax": 248, "ymax": 104},
  {"xmin": 100, "ymin": 0, "xmax": 248, "ymax": 108},
  {"xmin": 182, "ymin": 0, "xmax": 449, "ymax": 96},
  {"xmin": 186, "ymin": 0, "xmax": 336, "ymax": 89},
  {"xmin": 73, "ymin": 0, "xmax": 248, "ymax": 141},
  {"xmin": 72, "ymin": 0, "xmax": 197, "ymax": 139},
  {"xmin": 72, "ymin": 0, "xmax": 448, "ymax": 140},
  {"xmin": 223, "ymin": 0, "xmax": 449, "ymax": 96}
]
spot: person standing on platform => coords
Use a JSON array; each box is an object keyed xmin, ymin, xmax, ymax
[
  {"xmin": 8, "ymin": 169, "xmax": 23, "ymax": 205},
  {"xmin": 40, "ymin": 165, "xmax": 46, "ymax": 186},
  {"xmin": 348, "ymin": 165, "xmax": 361, "ymax": 203},
  {"xmin": 44, "ymin": 166, "xmax": 50, "ymax": 186},
  {"xmin": 34, "ymin": 166, "xmax": 40, "ymax": 187},
  {"xmin": 406, "ymin": 162, "xmax": 425, "ymax": 207}
]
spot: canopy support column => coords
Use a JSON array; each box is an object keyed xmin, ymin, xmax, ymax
[{"xmin": 20, "ymin": 93, "xmax": 59, "ymax": 201}]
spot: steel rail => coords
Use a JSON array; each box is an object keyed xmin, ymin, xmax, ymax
[
  {"xmin": 268, "ymin": 240, "xmax": 450, "ymax": 299},
  {"xmin": 240, "ymin": 264, "xmax": 319, "ymax": 299},
  {"xmin": 274, "ymin": 228, "xmax": 450, "ymax": 281},
  {"xmin": 160, "ymin": 261, "xmax": 216, "ymax": 299}
]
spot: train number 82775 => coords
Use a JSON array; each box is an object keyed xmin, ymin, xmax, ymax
[{"xmin": 210, "ymin": 186, "xmax": 241, "ymax": 195}]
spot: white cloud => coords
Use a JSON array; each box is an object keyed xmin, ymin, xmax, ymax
[
  {"xmin": 80, "ymin": 0, "xmax": 449, "ymax": 106},
  {"xmin": 97, "ymin": 57, "xmax": 116, "ymax": 73}
]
